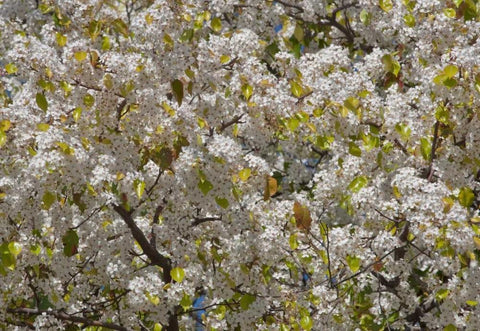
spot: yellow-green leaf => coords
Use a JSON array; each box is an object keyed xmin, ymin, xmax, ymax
[
  {"xmin": 443, "ymin": 8, "xmax": 457, "ymax": 18},
  {"xmin": 0, "ymin": 120, "xmax": 11, "ymax": 131},
  {"xmin": 211, "ymin": 17, "xmax": 222, "ymax": 32},
  {"xmin": 458, "ymin": 187, "xmax": 475, "ymax": 207},
  {"xmin": 379, "ymin": 0, "xmax": 393, "ymax": 12},
  {"xmin": 242, "ymin": 84, "xmax": 253, "ymax": 101},
  {"xmin": 348, "ymin": 142, "xmax": 362, "ymax": 157},
  {"xmin": 5, "ymin": 63, "xmax": 17, "ymax": 74},
  {"xmin": 444, "ymin": 65, "xmax": 458, "ymax": 78},
  {"xmin": 348, "ymin": 176, "xmax": 368, "ymax": 193},
  {"xmin": 36, "ymin": 123, "xmax": 50, "ymax": 131},
  {"xmin": 74, "ymin": 51, "xmax": 87, "ymax": 62},
  {"xmin": 56, "ymin": 32, "xmax": 67, "ymax": 46},
  {"xmin": 133, "ymin": 179, "xmax": 145, "ymax": 199},
  {"xmin": 171, "ymin": 267, "xmax": 185, "ymax": 282},
  {"xmin": 238, "ymin": 168, "xmax": 251, "ymax": 182},
  {"xmin": 404, "ymin": 14, "xmax": 415, "ymax": 27},
  {"xmin": 346, "ymin": 255, "xmax": 361, "ymax": 272},
  {"xmin": 290, "ymin": 80, "xmax": 303, "ymax": 98},
  {"xmin": 73, "ymin": 107, "xmax": 82, "ymax": 122},
  {"xmin": 0, "ymin": 131, "xmax": 6, "ymax": 148}
]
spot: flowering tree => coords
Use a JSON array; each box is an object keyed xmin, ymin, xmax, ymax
[{"xmin": 1, "ymin": 0, "xmax": 480, "ymax": 330}]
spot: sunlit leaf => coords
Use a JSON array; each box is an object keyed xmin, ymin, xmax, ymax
[
  {"xmin": 458, "ymin": 187, "xmax": 474, "ymax": 207},
  {"xmin": 346, "ymin": 255, "xmax": 361, "ymax": 272},
  {"xmin": 171, "ymin": 267, "xmax": 185, "ymax": 282},
  {"xmin": 238, "ymin": 168, "xmax": 251, "ymax": 182},
  {"xmin": 348, "ymin": 176, "xmax": 368, "ymax": 193},
  {"xmin": 133, "ymin": 179, "xmax": 145, "ymax": 199},
  {"xmin": 263, "ymin": 176, "xmax": 278, "ymax": 201}
]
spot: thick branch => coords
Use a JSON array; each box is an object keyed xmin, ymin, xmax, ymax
[
  {"xmin": 112, "ymin": 204, "xmax": 172, "ymax": 283},
  {"xmin": 7, "ymin": 308, "xmax": 128, "ymax": 331}
]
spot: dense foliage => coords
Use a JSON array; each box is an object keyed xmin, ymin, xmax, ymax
[{"xmin": 2, "ymin": 0, "xmax": 480, "ymax": 330}]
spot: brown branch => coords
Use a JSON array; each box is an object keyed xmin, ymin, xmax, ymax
[
  {"xmin": 112, "ymin": 204, "xmax": 172, "ymax": 283},
  {"xmin": 393, "ymin": 138, "xmax": 409, "ymax": 155},
  {"xmin": 218, "ymin": 114, "xmax": 245, "ymax": 133},
  {"xmin": 6, "ymin": 308, "xmax": 128, "ymax": 331},
  {"xmin": 190, "ymin": 216, "xmax": 222, "ymax": 227}
]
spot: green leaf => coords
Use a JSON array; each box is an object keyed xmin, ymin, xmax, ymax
[
  {"xmin": 73, "ymin": 107, "xmax": 82, "ymax": 122},
  {"xmin": 5, "ymin": 63, "xmax": 17, "ymax": 74},
  {"xmin": 300, "ymin": 314, "xmax": 313, "ymax": 331},
  {"xmin": 348, "ymin": 142, "xmax": 362, "ymax": 157},
  {"xmin": 420, "ymin": 137, "xmax": 431, "ymax": 161},
  {"xmin": 62, "ymin": 229, "xmax": 79, "ymax": 257},
  {"xmin": 198, "ymin": 179, "xmax": 213, "ymax": 195},
  {"xmin": 238, "ymin": 168, "xmax": 251, "ymax": 182},
  {"xmin": 74, "ymin": 51, "xmax": 87, "ymax": 62},
  {"xmin": 56, "ymin": 32, "xmax": 67, "ymax": 46},
  {"xmin": 435, "ymin": 105, "xmax": 449, "ymax": 124},
  {"xmin": 404, "ymin": 14, "xmax": 416, "ymax": 27},
  {"xmin": 179, "ymin": 29, "xmax": 194, "ymax": 42},
  {"xmin": 170, "ymin": 267, "xmax": 185, "ymax": 282},
  {"xmin": 154, "ymin": 323, "xmax": 163, "ymax": 331},
  {"xmin": 0, "ymin": 242, "xmax": 16, "ymax": 271},
  {"xmin": 360, "ymin": 9, "xmax": 371, "ymax": 25},
  {"xmin": 112, "ymin": 18, "xmax": 129, "ymax": 37},
  {"xmin": 0, "ymin": 131, "xmax": 7, "ymax": 148},
  {"xmin": 436, "ymin": 288, "xmax": 450, "ymax": 301},
  {"xmin": 433, "ymin": 73, "xmax": 447, "ymax": 85},
  {"xmin": 36, "ymin": 93, "xmax": 48, "ymax": 112},
  {"xmin": 443, "ymin": 8, "xmax": 457, "ymax": 18},
  {"xmin": 466, "ymin": 300, "xmax": 478, "ymax": 307},
  {"xmin": 444, "ymin": 65, "xmax": 458, "ymax": 78},
  {"xmin": 8, "ymin": 242, "xmax": 22, "ymax": 257},
  {"xmin": 36, "ymin": 123, "xmax": 50, "ymax": 131},
  {"xmin": 348, "ymin": 176, "xmax": 368, "ymax": 193},
  {"xmin": 379, "ymin": 0, "xmax": 393, "ymax": 12},
  {"xmin": 240, "ymin": 294, "xmax": 256, "ymax": 310},
  {"xmin": 289, "ymin": 233, "xmax": 298, "ymax": 250},
  {"xmin": 287, "ymin": 117, "xmax": 299, "ymax": 131},
  {"xmin": 42, "ymin": 191, "xmax": 56, "ymax": 210},
  {"xmin": 346, "ymin": 255, "xmax": 361, "ymax": 272},
  {"xmin": 211, "ymin": 17, "xmax": 222, "ymax": 32},
  {"xmin": 453, "ymin": 0, "xmax": 463, "ymax": 7},
  {"xmin": 171, "ymin": 79, "xmax": 184, "ymax": 106},
  {"xmin": 290, "ymin": 80, "xmax": 303, "ymax": 98},
  {"xmin": 83, "ymin": 94, "xmax": 95, "ymax": 107},
  {"xmin": 444, "ymin": 324, "xmax": 457, "ymax": 331},
  {"xmin": 395, "ymin": 123, "xmax": 411, "ymax": 141},
  {"xmin": 382, "ymin": 54, "xmax": 401, "ymax": 76},
  {"xmin": 101, "ymin": 36, "xmax": 111, "ymax": 50},
  {"xmin": 443, "ymin": 77, "xmax": 457, "ymax": 89},
  {"xmin": 458, "ymin": 187, "xmax": 475, "ymax": 207},
  {"xmin": 344, "ymin": 97, "xmax": 360, "ymax": 111},
  {"xmin": 215, "ymin": 196, "xmax": 229, "ymax": 209},
  {"xmin": 133, "ymin": 179, "xmax": 145, "ymax": 199},
  {"xmin": 180, "ymin": 293, "xmax": 192, "ymax": 311},
  {"xmin": 241, "ymin": 84, "xmax": 253, "ymax": 101},
  {"xmin": 293, "ymin": 23, "xmax": 304, "ymax": 41}
]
